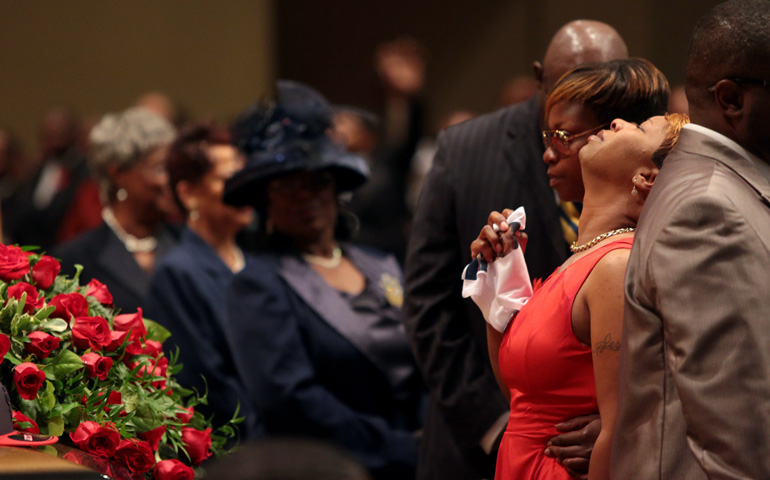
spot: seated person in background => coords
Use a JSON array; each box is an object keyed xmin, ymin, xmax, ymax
[
  {"xmin": 54, "ymin": 107, "xmax": 178, "ymax": 313},
  {"xmin": 144, "ymin": 123, "xmax": 257, "ymax": 433},
  {"xmin": 222, "ymin": 80, "xmax": 424, "ymax": 480}
]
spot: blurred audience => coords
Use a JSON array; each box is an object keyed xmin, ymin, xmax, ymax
[
  {"xmin": 668, "ymin": 84, "xmax": 689, "ymax": 114},
  {"xmin": 3, "ymin": 107, "xmax": 95, "ymax": 250},
  {"xmin": 339, "ymin": 37, "xmax": 426, "ymax": 264},
  {"xmin": 144, "ymin": 123, "xmax": 257, "ymax": 433},
  {"xmin": 222, "ymin": 81, "xmax": 424, "ymax": 480},
  {"xmin": 499, "ymin": 75, "xmax": 540, "ymax": 107},
  {"xmin": 54, "ymin": 107, "xmax": 179, "ymax": 313},
  {"xmin": 407, "ymin": 109, "xmax": 477, "ymax": 212}
]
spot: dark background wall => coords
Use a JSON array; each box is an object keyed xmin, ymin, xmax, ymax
[
  {"xmin": 1, "ymin": 0, "xmax": 722, "ymax": 147},
  {"xmin": 276, "ymin": 0, "xmax": 722, "ymax": 132}
]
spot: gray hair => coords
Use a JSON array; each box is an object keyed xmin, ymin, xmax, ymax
[{"xmin": 89, "ymin": 106, "xmax": 175, "ymax": 200}]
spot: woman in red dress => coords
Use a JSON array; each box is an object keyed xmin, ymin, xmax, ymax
[{"xmin": 472, "ymin": 61, "xmax": 689, "ymax": 479}]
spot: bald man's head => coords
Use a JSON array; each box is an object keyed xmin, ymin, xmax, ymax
[{"xmin": 536, "ymin": 20, "xmax": 629, "ymax": 96}]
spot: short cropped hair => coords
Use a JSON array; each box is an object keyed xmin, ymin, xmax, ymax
[
  {"xmin": 652, "ymin": 113, "xmax": 690, "ymax": 168},
  {"xmin": 687, "ymin": 0, "xmax": 770, "ymax": 82},
  {"xmin": 89, "ymin": 107, "xmax": 175, "ymax": 200},
  {"xmin": 546, "ymin": 58, "xmax": 669, "ymax": 126},
  {"xmin": 166, "ymin": 123, "xmax": 232, "ymax": 214}
]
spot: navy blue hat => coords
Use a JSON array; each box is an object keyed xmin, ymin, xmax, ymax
[{"xmin": 224, "ymin": 80, "xmax": 369, "ymax": 207}]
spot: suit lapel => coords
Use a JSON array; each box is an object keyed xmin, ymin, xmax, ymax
[
  {"xmin": 278, "ymin": 252, "xmax": 387, "ymax": 372},
  {"xmin": 502, "ymin": 98, "xmax": 565, "ymax": 260}
]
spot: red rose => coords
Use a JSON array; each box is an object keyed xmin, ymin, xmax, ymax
[
  {"xmin": 104, "ymin": 330, "xmax": 128, "ymax": 353},
  {"xmin": 81, "ymin": 352, "xmax": 113, "ymax": 380},
  {"xmin": 49, "ymin": 293, "xmax": 89, "ymax": 321},
  {"xmin": 0, "ymin": 333, "xmax": 10, "ymax": 363},
  {"xmin": 6, "ymin": 282, "xmax": 45, "ymax": 314},
  {"xmin": 114, "ymin": 438, "xmax": 156, "ymax": 474},
  {"xmin": 13, "ymin": 362, "xmax": 47, "ymax": 400},
  {"xmin": 153, "ymin": 459, "xmax": 194, "ymax": 480},
  {"xmin": 113, "ymin": 309, "xmax": 147, "ymax": 341},
  {"xmin": 142, "ymin": 339, "xmax": 163, "ymax": 358},
  {"xmin": 177, "ymin": 406, "xmax": 194, "ymax": 425},
  {"xmin": 136, "ymin": 357, "xmax": 168, "ymax": 389},
  {"xmin": 70, "ymin": 421, "xmax": 120, "ymax": 457},
  {"xmin": 181, "ymin": 427, "xmax": 212, "ymax": 465},
  {"xmin": 0, "ymin": 244, "xmax": 30, "ymax": 282},
  {"xmin": 71, "ymin": 316, "xmax": 111, "ymax": 350},
  {"xmin": 126, "ymin": 339, "xmax": 144, "ymax": 357},
  {"xmin": 138, "ymin": 424, "xmax": 166, "ymax": 451},
  {"xmin": 31, "ymin": 255, "xmax": 60, "ymax": 290},
  {"xmin": 25, "ymin": 331, "xmax": 61, "ymax": 359},
  {"xmin": 86, "ymin": 279, "xmax": 113, "ymax": 305},
  {"xmin": 12, "ymin": 411, "xmax": 40, "ymax": 433}
]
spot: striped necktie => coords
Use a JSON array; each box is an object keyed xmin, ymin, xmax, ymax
[{"xmin": 559, "ymin": 201, "xmax": 580, "ymax": 245}]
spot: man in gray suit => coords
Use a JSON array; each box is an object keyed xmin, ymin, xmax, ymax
[{"xmin": 612, "ymin": 0, "xmax": 770, "ymax": 478}]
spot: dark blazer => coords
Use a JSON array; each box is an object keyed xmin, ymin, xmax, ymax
[
  {"xmin": 403, "ymin": 97, "xmax": 568, "ymax": 479},
  {"xmin": 612, "ymin": 128, "xmax": 770, "ymax": 479},
  {"xmin": 144, "ymin": 228, "xmax": 258, "ymax": 435},
  {"xmin": 224, "ymin": 243, "xmax": 423, "ymax": 480},
  {"xmin": 53, "ymin": 222, "xmax": 179, "ymax": 313}
]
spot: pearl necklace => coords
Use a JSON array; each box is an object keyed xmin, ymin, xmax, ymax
[
  {"xmin": 101, "ymin": 207, "xmax": 158, "ymax": 253},
  {"xmin": 570, "ymin": 227, "xmax": 635, "ymax": 253},
  {"xmin": 301, "ymin": 246, "xmax": 342, "ymax": 268}
]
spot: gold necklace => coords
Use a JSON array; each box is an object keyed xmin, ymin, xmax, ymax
[
  {"xmin": 570, "ymin": 227, "xmax": 635, "ymax": 253},
  {"xmin": 301, "ymin": 246, "xmax": 342, "ymax": 268}
]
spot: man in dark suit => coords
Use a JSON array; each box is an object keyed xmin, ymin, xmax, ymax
[
  {"xmin": 612, "ymin": 1, "xmax": 770, "ymax": 478},
  {"xmin": 403, "ymin": 20, "xmax": 628, "ymax": 480}
]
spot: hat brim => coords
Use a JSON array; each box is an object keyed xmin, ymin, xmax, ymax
[
  {"xmin": 224, "ymin": 146, "xmax": 369, "ymax": 208},
  {"xmin": 0, "ymin": 431, "xmax": 58, "ymax": 447}
]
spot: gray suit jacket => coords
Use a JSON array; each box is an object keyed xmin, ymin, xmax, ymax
[{"xmin": 612, "ymin": 127, "xmax": 770, "ymax": 479}]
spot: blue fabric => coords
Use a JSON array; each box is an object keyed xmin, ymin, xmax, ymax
[
  {"xmin": 224, "ymin": 244, "xmax": 423, "ymax": 479},
  {"xmin": 144, "ymin": 228, "xmax": 259, "ymax": 435}
]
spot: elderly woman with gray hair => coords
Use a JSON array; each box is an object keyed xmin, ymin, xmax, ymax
[{"xmin": 55, "ymin": 107, "xmax": 179, "ymax": 312}]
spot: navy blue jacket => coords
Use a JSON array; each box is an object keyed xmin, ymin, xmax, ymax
[
  {"xmin": 144, "ymin": 229, "xmax": 258, "ymax": 434},
  {"xmin": 224, "ymin": 243, "xmax": 423, "ymax": 479}
]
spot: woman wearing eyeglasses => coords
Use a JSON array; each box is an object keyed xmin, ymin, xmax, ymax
[
  {"xmin": 222, "ymin": 81, "xmax": 424, "ymax": 480},
  {"xmin": 470, "ymin": 59, "xmax": 681, "ymax": 480}
]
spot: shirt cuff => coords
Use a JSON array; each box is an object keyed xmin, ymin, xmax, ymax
[{"xmin": 479, "ymin": 411, "xmax": 509, "ymax": 455}]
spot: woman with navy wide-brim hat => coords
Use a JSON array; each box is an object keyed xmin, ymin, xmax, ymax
[{"xmin": 223, "ymin": 81, "xmax": 423, "ymax": 479}]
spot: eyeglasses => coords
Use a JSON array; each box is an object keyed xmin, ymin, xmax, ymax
[
  {"xmin": 542, "ymin": 123, "xmax": 610, "ymax": 155},
  {"xmin": 707, "ymin": 77, "xmax": 770, "ymax": 93},
  {"xmin": 268, "ymin": 171, "xmax": 335, "ymax": 195}
]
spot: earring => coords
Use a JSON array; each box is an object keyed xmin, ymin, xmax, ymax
[
  {"xmin": 116, "ymin": 188, "xmax": 128, "ymax": 202},
  {"xmin": 188, "ymin": 201, "xmax": 200, "ymax": 222},
  {"xmin": 631, "ymin": 177, "xmax": 639, "ymax": 196}
]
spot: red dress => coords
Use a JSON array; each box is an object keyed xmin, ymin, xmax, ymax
[{"xmin": 495, "ymin": 237, "xmax": 633, "ymax": 479}]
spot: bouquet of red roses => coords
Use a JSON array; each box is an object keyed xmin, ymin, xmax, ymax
[{"xmin": 0, "ymin": 243, "xmax": 240, "ymax": 479}]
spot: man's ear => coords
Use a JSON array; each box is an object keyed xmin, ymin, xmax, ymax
[
  {"xmin": 533, "ymin": 61, "xmax": 544, "ymax": 88},
  {"xmin": 713, "ymin": 79, "xmax": 745, "ymax": 121}
]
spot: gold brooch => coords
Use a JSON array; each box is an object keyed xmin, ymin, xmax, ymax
[{"xmin": 379, "ymin": 273, "xmax": 403, "ymax": 308}]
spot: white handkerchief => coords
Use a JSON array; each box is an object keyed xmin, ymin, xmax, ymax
[{"xmin": 461, "ymin": 207, "xmax": 533, "ymax": 333}]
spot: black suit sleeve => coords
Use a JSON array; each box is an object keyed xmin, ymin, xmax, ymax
[{"xmin": 403, "ymin": 130, "xmax": 509, "ymax": 454}]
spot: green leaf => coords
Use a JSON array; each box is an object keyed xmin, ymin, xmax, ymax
[
  {"xmin": 3, "ymin": 351, "xmax": 21, "ymax": 366},
  {"xmin": 143, "ymin": 318, "xmax": 171, "ymax": 344},
  {"xmin": 40, "ymin": 317, "xmax": 68, "ymax": 333},
  {"xmin": 33, "ymin": 306, "xmax": 56, "ymax": 322},
  {"xmin": 46, "ymin": 349, "xmax": 84, "ymax": 379},
  {"xmin": 46, "ymin": 416, "xmax": 64, "ymax": 437},
  {"xmin": 11, "ymin": 312, "xmax": 34, "ymax": 336},
  {"xmin": 40, "ymin": 381, "xmax": 56, "ymax": 411}
]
